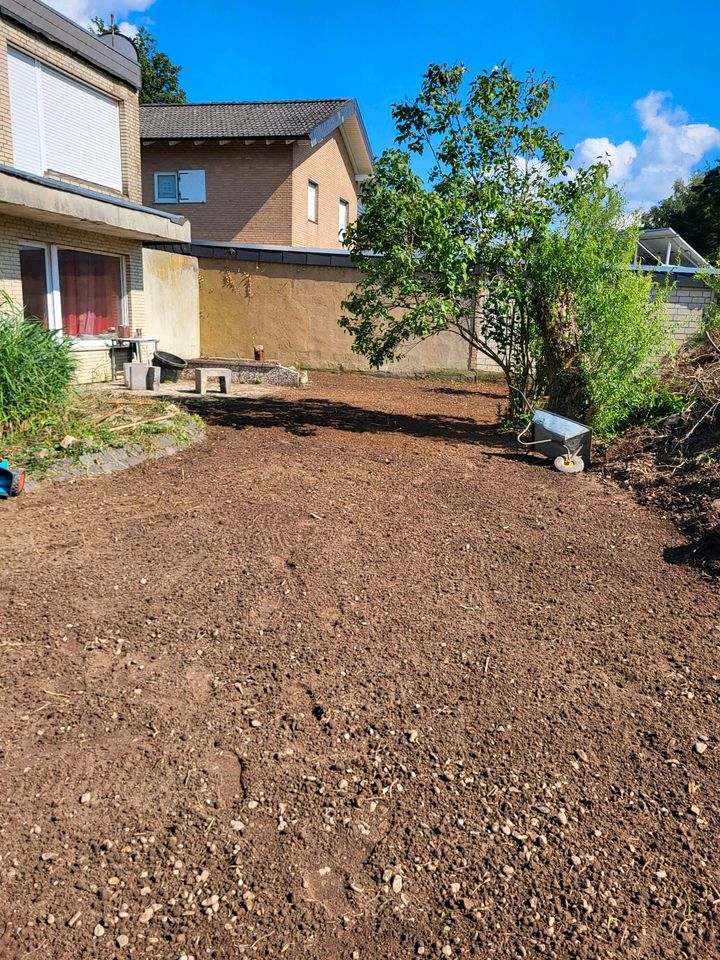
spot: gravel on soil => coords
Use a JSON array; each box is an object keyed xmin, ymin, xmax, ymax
[{"xmin": 0, "ymin": 372, "xmax": 718, "ymax": 959}]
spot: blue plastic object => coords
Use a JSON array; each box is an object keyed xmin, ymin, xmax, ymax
[{"xmin": 0, "ymin": 459, "xmax": 25, "ymax": 498}]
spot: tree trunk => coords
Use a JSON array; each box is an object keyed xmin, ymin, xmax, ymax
[{"xmin": 536, "ymin": 291, "xmax": 588, "ymax": 421}]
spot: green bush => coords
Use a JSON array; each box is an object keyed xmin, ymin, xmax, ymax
[
  {"xmin": 0, "ymin": 292, "xmax": 75, "ymax": 437},
  {"xmin": 529, "ymin": 182, "xmax": 676, "ymax": 438},
  {"xmin": 610, "ymin": 383, "xmax": 687, "ymax": 433}
]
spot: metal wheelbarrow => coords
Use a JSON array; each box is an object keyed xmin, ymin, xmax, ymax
[
  {"xmin": 0, "ymin": 459, "xmax": 25, "ymax": 498},
  {"xmin": 517, "ymin": 410, "xmax": 592, "ymax": 473}
]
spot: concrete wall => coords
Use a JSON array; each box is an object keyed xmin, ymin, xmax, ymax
[
  {"xmin": 198, "ymin": 257, "xmax": 472, "ymax": 375},
  {"xmin": 143, "ymin": 247, "xmax": 200, "ymax": 360},
  {"xmin": 0, "ymin": 14, "xmax": 142, "ymax": 202}
]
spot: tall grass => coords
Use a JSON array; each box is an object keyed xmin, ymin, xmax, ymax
[{"xmin": 0, "ymin": 292, "xmax": 75, "ymax": 438}]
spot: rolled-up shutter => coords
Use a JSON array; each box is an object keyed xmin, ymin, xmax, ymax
[
  {"xmin": 8, "ymin": 48, "xmax": 43, "ymax": 175},
  {"xmin": 41, "ymin": 65, "xmax": 122, "ymax": 191}
]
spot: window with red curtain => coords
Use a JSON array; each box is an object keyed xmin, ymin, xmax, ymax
[{"xmin": 58, "ymin": 250, "xmax": 122, "ymax": 337}]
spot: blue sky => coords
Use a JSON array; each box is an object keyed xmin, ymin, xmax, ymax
[{"xmin": 51, "ymin": 0, "xmax": 720, "ymax": 208}]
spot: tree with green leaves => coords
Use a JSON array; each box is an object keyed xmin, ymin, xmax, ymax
[
  {"xmin": 340, "ymin": 63, "xmax": 601, "ymax": 419},
  {"xmin": 91, "ymin": 19, "xmax": 186, "ymax": 105},
  {"xmin": 529, "ymin": 180, "xmax": 670, "ymax": 435},
  {"xmin": 643, "ymin": 165, "xmax": 720, "ymax": 263},
  {"xmin": 341, "ymin": 62, "xmax": 669, "ymax": 431}
]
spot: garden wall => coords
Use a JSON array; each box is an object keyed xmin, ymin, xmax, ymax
[
  {"xmin": 143, "ymin": 248, "xmax": 200, "ymax": 360},
  {"xmin": 657, "ymin": 273, "xmax": 716, "ymax": 345},
  {"xmin": 196, "ymin": 255, "xmax": 473, "ymax": 376}
]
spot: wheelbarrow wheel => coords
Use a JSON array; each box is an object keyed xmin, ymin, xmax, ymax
[
  {"xmin": 554, "ymin": 454, "xmax": 585, "ymax": 474},
  {"xmin": 10, "ymin": 471, "xmax": 25, "ymax": 496}
]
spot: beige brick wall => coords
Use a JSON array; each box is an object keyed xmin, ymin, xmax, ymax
[
  {"xmin": 141, "ymin": 141, "xmax": 294, "ymax": 243},
  {"xmin": 0, "ymin": 19, "xmax": 141, "ymax": 201},
  {"xmin": 292, "ymin": 130, "xmax": 359, "ymax": 247}
]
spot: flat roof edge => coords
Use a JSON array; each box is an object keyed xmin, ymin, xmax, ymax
[
  {"xmin": 0, "ymin": 165, "xmax": 187, "ymax": 225},
  {"xmin": 144, "ymin": 239, "xmax": 377, "ymax": 267}
]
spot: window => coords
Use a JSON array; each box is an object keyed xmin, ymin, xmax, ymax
[
  {"xmin": 19, "ymin": 246, "xmax": 50, "ymax": 328},
  {"xmin": 8, "ymin": 48, "xmax": 122, "ymax": 191},
  {"xmin": 154, "ymin": 170, "xmax": 206, "ymax": 204},
  {"xmin": 19, "ymin": 243, "xmax": 125, "ymax": 338},
  {"xmin": 338, "ymin": 199, "xmax": 349, "ymax": 241},
  {"xmin": 307, "ymin": 181, "xmax": 318, "ymax": 222},
  {"xmin": 155, "ymin": 173, "xmax": 178, "ymax": 203},
  {"xmin": 57, "ymin": 250, "xmax": 123, "ymax": 336}
]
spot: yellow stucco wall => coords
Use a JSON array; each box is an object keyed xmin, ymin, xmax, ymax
[
  {"xmin": 143, "ymin": 248, "xmax": 200, "ymax": 360},
  {"xmin": 198, "ymin": 258, "xmax": 472, "ymax": 375}
]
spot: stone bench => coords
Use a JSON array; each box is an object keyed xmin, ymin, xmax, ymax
[{"xmin": 194, "ymin": 367, "xmax": 232, "ymax": 395}]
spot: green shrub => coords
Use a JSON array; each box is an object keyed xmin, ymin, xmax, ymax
[
  {"xmin": 609, "ymin": 383, "xmax": 687, "ymax": 434},
  {"xmin": 529, "ymin": 182, "xmax": 677, "ymax": 438},
  {"xmin": 0, "ymin": 292, "xmax": 75, "ymax": 437}
]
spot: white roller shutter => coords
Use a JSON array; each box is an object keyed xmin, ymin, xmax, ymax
[
  {"xmin": 8, "ymin": 48, "xmax": 43, "ymax": 175},
  {"xmin": 41, "ymin": 65, "xmax": 122, "ymax": 191}
]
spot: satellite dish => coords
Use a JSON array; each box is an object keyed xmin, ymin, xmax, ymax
[{"xmin": 98, "ymin": 31, "xmax": 139, "ymax": 63}]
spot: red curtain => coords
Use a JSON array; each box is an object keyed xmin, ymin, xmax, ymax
[{"xmin": 58, "ymin": 250, "xmax": 122, "ymax": 336}]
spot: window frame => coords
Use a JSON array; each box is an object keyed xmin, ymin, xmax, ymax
[
  {"xmin": 307, "ymin": 180, "xmax": 319, "ymax": 223},
  {"xmin": 154, "ymin": 170, "xmax": 207, "ymax": 204},
  {"xmin": 338, "ymin": 198, "xmax": 350, "ymax": 241},
  {"xmin": 154, "ymin": 171, "xmax": 179, "ymax": 204},
  {"xmin": 8, "ymin": 45, "xmax": 123, "ymax": 191},
  {"xmin": 18, "ymin": 239, "xmax": 127, "ymax": 342}
]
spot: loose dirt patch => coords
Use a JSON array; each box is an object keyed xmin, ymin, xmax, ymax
[{"xmin": 0, "ymin": 373, "xmax": 718, "ymax": 959}]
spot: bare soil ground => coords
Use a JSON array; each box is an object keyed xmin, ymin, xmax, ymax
[{"xmin": 0, "ymin": 372, "xmax": 718, "ymax": 960}]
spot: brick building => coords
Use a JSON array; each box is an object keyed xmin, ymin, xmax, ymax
[
  {"xmin": 140, "ymin": 99, "xmax": 374, "ymax": 248},
  {"xmin": 0, "ymin": 0, "xmax": 196, "ymax": 382}
]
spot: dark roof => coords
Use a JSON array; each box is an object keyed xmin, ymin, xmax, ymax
[
  {"xmin": 145, "ymin": 239, "xmax": 358, "ymax": 268},
  {"xmin": 0, "ymin": 0, "xmax": 141, "ymax": 88},
  {"xmin": 140, "ymin": 99, "xmax": 353, "ymax": 142}
]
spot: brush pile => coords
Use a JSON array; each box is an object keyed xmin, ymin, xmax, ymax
[{"xmin": 604, "ymin": 335, "xmax": 720, "ymax": 573}]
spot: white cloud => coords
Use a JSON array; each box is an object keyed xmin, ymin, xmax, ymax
[
  {"xmin": 575, "ymin": 91, "xmax": 720, "ymax": 209},
  {"xmin": 44, "ymin": 0, "xmax": 154, "ymax": 31},
  {"xmin": 574, "ymin": 137, "xmax": 637, "ymax": 186}
]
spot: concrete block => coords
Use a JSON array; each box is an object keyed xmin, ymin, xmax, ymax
[
  {"xmin": 128, "ymin": 363, "xmax": 151, "ymax": 391},
  {"xmin": 146, "ymin": 365, "xmax": 160, "ymax": 391}
]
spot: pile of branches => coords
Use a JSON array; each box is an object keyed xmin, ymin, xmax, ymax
[
  {"xmin": 604, "ymin": 335, "xmax": 720, "ymax": 573},
  {"xmin": 669, "ymin": 335, "xmax": 720, "ymax": 454}
]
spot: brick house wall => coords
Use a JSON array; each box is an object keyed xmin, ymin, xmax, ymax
[
  {"xmin": 141, "ymin": 141, "xmax": 294, "ymax": 243},
  {"xmin": 0, "ymin": 19, "xmax": 142, "ymax": 202},
  {"xmin": 292, "ymin": 130, "xmax": 358, "ymax": 247},
  {"xmin": 141, "ymin": 129, "xmax": 360, "ymax": 248},
  {"xmin": 0, "ymin": 8, "xmax": 196, "ymax": 383},
  {"xmin": 0, "ymin": 211, "xmax": 145, "ymax": 381}
]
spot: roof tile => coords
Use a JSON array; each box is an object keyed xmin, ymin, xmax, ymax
[{"xmin": 140, "ymin": 99, "xmax": 351, "ymax": 140}]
